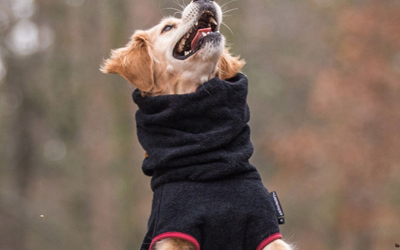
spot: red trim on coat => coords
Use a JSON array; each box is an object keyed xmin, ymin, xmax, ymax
[
  {"xmin": 256, "ymin": 233, "xmax": 283, "ymax": 250},
  {"xmin": 149, "ymin": 232, "xmax": 200, "ymax": 250}
]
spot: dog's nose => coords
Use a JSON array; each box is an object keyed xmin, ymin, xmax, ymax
[{"xmin": 193, "ymin": 0, "xmax": 213, "ymax": 2}]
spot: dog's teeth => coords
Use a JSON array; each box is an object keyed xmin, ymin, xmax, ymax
[
  {"xmin": 202, "ymin": 32, "xmax": 207, "ymax": 37},
  {"xmin": 209, "ymin": 17, "xmax": 218, "ymax": 26},
  {"xmin": 184, "ymin": 51, "xmax": 190, "ymax": 56},
  {"xmin": 195, "ymin": 21, "xmax": 198, "ymax": 26},
  {"xmin": 178, "ymin": 38, "xmax": 186, "ymax": 52}
]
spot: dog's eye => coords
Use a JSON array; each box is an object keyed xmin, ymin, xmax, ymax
[{"xmin": 162, "ymin": 25, "xmax": 174, "ymax": 33}]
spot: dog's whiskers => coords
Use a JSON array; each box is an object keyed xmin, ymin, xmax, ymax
[
  {"xmin": 159, "ymin": 3, "xmax": 168, "ymax": 19},
  {"xmin": 222, "ymin": 8, "xmax": 239, "ymax": 16},
  {"xmin": 225, "ymin": 41, "xmax": 234, "ymax": 47},
  {"xmin": 221, "ymin": 21, "xmax": 234, "ymax": 36},
  {"xmin": 222, "ymin": 7, "xmax": 239, "ymax": 35},
  {"xmin": 164, "ymin": 7, "xmax": 183, "ymax": 13},
  {"xmin": 173, "ymin": 0, "xmax": 186, "ymax": 11},
  {"xmin": 220, "ymin": 0, "xmax": 238, "ymax": 9},
  {"xmin": 182, "ymin": 0, "xmax": 189, "ymax": 7},
  {"xmin": 163, "ymin": 7, "xmax": 183, "ymax": 18}
]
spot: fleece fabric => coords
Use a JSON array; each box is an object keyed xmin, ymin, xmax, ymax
[{"xmin": 132, "ymin": 73, "xmax": 282, "ymax": 250}]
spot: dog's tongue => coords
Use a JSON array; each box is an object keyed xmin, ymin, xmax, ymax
[{"xmin": 191, "ymin": 28, "xmax": 212, "ymax": 50}]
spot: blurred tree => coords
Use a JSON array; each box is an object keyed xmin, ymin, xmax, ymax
[
  {"xmin": 270, "ymin": 0, "xmax": 400, "ymax": 249},
  {"xmin": 0, "ymin": 0, "xmax": 42, "ymax": 249},
  {"xmin": 1, "ymin": 0, "xmax": 399, "ymax": 249}
]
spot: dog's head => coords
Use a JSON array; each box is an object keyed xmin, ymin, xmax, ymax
[{"xmin": 101, "ymin": 0, "xmax": 245, "ymax": 96}]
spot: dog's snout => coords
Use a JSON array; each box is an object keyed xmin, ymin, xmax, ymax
[{"xmin": 192, "ymin": 0, "xmax": 213, "ymax": 3}]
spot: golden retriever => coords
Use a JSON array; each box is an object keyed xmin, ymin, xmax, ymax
[
  {"xmin": 101, "ymin": 1, "xmax": 244, "ymax": 96},
  {"xmin": 101, "ymin": 0, "xmax": 292, "ymax": 249}
]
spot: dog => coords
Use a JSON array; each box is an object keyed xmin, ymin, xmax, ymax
[
  {"xmin": 100, "ymin": 0, "xmax": 244, "ymax": 96},
  {"xmin": 101, "ymin": 1, "xmax": 292, "ymax": 250}
]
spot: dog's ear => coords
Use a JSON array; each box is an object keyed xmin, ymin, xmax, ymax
[
  {"xmin": 101, "ymin": 30, "xmax": 155, "ymax": 92},
  {"xmin": 218, "ymin": 49, "xmax": 246, "ymax": 80}
]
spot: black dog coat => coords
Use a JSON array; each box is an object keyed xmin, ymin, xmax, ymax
[{"xmin": 133, "ymin": 74, "xmax": 283, "ymax": 250}]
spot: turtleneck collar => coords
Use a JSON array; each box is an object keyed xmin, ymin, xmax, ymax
[{"xmin": 132, "ymin": 74, "xmax": 260, "ymax": 190}]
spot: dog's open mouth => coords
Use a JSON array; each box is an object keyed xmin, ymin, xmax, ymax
[{"xmin": 173, "ymin": 10, "xmax": 219, "ymax": 60}]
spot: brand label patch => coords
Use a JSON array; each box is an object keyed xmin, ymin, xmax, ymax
[{"xmin": 271, "ymin": 191, "xmax": 285, "ymax": 225}]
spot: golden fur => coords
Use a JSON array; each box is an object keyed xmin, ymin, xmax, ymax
[
  {"xmin": 154, "ymin": 238, "xmax": 292, "ymax": 250},
  {"xmin": 101, "ymin": 16, "xmax": 244, "ymax": 96},
  {"xmin": 101, "ymin": 1, "xmax": 292, "ymax": 249}
]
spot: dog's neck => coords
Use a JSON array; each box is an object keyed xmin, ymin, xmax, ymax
[
  {"xmin": 151, "ymin": 62, "xmax": 219, "ymax": 96},
  {"xmin": 133, "ymin": 74, "xmax": 261, "ymax": 190}
]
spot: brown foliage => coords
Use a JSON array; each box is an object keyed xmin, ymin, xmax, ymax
[{"xmin": 270, "ymin": 1, "xmax": 400, "ymax": 249}]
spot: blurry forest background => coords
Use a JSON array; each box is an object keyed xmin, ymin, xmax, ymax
[{"xmin": 1, "ymin": 0, "xmax": 399, "ymax": 249}]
